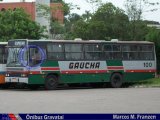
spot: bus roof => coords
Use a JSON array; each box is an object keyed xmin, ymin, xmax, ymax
[
  {"xmin": 8, "ymin": 39, "xmax": 154, "ymax": 44},
  {"xmin": 30, "ymin": 40, "xmax": 154, "ymax": 44}
]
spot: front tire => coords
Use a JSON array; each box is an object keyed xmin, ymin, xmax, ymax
[
  {"xmin": 110, "ymin": 73, "xmax": 123, "ymax": 88},
  {"xmin": 45, "ymin": 75, "xmax": 58, "ymax": 90}
]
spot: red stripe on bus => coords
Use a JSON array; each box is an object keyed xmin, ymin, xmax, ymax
[
  {"xmin": 61, "ymin": 70, "xmax": 108, "ymax": 74},
  {"xmin": 107, "ymin": 66, "xmax": 124, "ymax": 70},
  {"xmin": 41, "ymin": 67, "xmax": 60, "ymax": 71},
  {"xmin": 29, "ymin": 71, "xmax": 41, "ymax": 74},
  {"xmin": 125, "ymin": 69, "xmax": 156, "ymax": 73}
]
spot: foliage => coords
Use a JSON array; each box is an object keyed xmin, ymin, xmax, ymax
[
  {"xmin": 0, "ymin": 8, "xmax": 46, "ymax": 42},
  {"xmin": 64, "ymin": 13, "xmax": 82, "ymax": 40},
  {"xmin": 85, "ymin": 0, "xmax": 102, "ymax": 13},
  {"xmin": 125, "ymin": 0, "xmax": 159, "ymax": 21},
  {"xmin": 146, "ymin": 27, "xmax": 160, "ymax": 71},
  {"xmin": 65, "ymin": 3, "xmax": 130, "ymax": 40},
  {"xmin": 91, "ymin": 3, "xmax": 130, "ymax": 40},
  {"xmin": 132, "ymin": 77, "xmax": 160, "ymax": 87},
  {"xmin": 124, "ymin": 0, "xmax": 159, "ymax": 40},
  {"xmin": 50, "ymin": 21, "xmax": 64, "ymax": 34},
  {"xmin": 128, "ymin": 20, "xmax": 148, "ymax": 40},
  {"xmin": 36, "ymin": 4, "xmax": 51, "ymax": 18}
]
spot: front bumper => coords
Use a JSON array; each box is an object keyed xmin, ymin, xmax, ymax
[{"xmin": 5, "ymin": 77, "xmax": 28, "ymax": 84}]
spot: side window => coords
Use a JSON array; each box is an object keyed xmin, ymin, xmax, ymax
[
  {"xmin": 112, "ymin": 45, "xmax": 121, "ymax": 59},
  {"xmin": 122, "ymin": 44, "xmax": 154, "ymax": 60},
  {"xmin": 0, "ymin": 47, "xmax": 3, "ymax": 63},
  {"xmin": 122, "ymin": 45, "xmax": 139, "ymax": 60},
  {"xmin": 47, "ymin": 43, "xmax": 64, "ymax": 60},
  {"xmin": 65, "ymin": 44, "xmax": 84, "ymax": 60},
  {"xmin": 85, "ymin": 44, "xmax": 102, "ymax": 60},
  {"xmin": 104, "ymin": 45, "xmax": 113, "ymax": 60},
  {"xmin": 3, "ymin": 47, "xmax": 8, "ymax": 63},
  {"xmin": 103, "ymin": 44, "xmax": 121, "ymax": 60},
  {"xmin": 139, "ymin": 45, "xmax": 154, "ymax": 60}
]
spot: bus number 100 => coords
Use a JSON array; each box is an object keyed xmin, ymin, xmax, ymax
[{"xmin": 144, "ymin": 62, "xmax": 152, "ymax": 67}]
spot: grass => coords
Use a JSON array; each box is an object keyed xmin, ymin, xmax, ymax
[{"xmin": 131, "ymin": 77, "xmax": 160, "ymax": 87}]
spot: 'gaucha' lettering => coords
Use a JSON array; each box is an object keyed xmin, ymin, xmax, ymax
[{"xmin": 69, "ymin": 62, "xmax": 100, "ymax": 69}]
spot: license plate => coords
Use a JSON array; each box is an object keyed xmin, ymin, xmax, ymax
[{"xmin": 12, "ymin": 78, "xmax": 17, "ymax": 81}]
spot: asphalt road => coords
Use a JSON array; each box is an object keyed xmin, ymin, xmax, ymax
[{"xmin": 0, "ymin": 87, "xmax": 160, "ymax": 113}]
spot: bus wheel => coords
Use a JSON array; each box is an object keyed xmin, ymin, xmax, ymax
[
  {"xmin": 45, "ymin": 75, "xmax": 58, "ymax": 90},
  {"xmin": 110, "ymin": 73, "xmax": 123, "ymax": 88}
]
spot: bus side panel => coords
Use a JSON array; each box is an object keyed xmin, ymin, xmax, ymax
[
  {"xmin": 59, "ymin": 73, "xmax": 111, "ymax": 83},
  {"xmin": 124, "ymin": 72, "xmax": 155, "ymax": 82},
  {"xmin": 28, "ymin": 61, "xmax": 60, "ymax": 84},
  {"xmin": 41, "ymin": 61, "xmax": 59, "ymax": 67},
  {"xmin": 107, "ymin": 60, "xmax": 123, "ymax": 66},
  {"xmin": 123, "ymin": 60, "xmax": 156, "ymax": 82},
  {"xmin": 28, "ymin": 74, "xmax": 45, "ymax": 84}
]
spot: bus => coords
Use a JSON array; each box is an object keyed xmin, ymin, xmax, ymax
[
  {"xmin": 0, "ymin": 42, "xmax": 7, "ymax": 87},
  {"xmin": 5, "ymin": 39, "xmax": 156, "ymax": 89}
]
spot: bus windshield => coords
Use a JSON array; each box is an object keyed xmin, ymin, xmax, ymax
[{"xmin": 7, "ymin": 47, "xmax": 27, "ymax": 67}]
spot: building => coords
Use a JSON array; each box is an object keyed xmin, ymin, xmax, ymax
[
  {"xmin": 147, "ymin": 24, "xmax": 160, "ymax": 29},
  {"xmin": 0, "ymin": 0, "xmax": 64, "ymax": 37},
  {"xmin": 0, "ymin": 1, "xmax": 64, "ymax": 23},
  {"xmin": 145, "ymin": 20, "xmax": 160, "ymax": 29}
]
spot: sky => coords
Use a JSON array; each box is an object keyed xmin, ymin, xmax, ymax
[{"xmin": 1, "ymin": 0, "xmax": 160, "ymax": 22}]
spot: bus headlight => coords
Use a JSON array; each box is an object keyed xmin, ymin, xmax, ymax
[{"xmin": 6, "ymin": 74, "xmax": 9, "ymax": 77}]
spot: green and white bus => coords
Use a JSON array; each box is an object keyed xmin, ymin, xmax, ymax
[{"xmin": 5, "ymin": 39, "xmax": 156, "ymax": 89}]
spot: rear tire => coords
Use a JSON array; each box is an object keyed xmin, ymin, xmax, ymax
[
  {"xmin": 110, "ymin": 73, "xmax": 123, "ymax": 88},
  {"xmin": 45, "ymin": 75, "xmax": 58, "ymax": 90}
]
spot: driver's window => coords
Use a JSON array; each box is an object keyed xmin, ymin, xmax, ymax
[{"xmin": 29, "ymin": 48, "xmax": 40, "ymax": 66}]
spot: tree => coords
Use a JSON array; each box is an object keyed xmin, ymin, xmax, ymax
[
  {"xmin": 124, "ymin": 0, "xmax": 159, "ymax": 40},
  {"xmin": 65, "ymin": 3, "xmax": 130, "ymax": 40},
  {"xmin": 0, "ymin": 8, "xmax": 46, "ymax": 42},
  {"xmin": 85, "ymin": 0, "xmax": 102, "ymax": 13},
  {"xmin": 90, "ymin": 3, "xmax": 130, "ymax": 40},
  {"xmin": 125, "ymin": 0, "xmax": 159, "ymax": 21},
  {"xmin": 50, "ymin": 20, "xmax": 64, "ymax": 39},
  {"xmin": 145, "ymin": 27, "xmax": 160, "ymax": 71},
  {"xmin": 64, "ymin": 13, "xmax": 82, "ymax": 40},
  {"xmin": 36, "ymin": 0, "xmax": 71, "ymax": 39}
]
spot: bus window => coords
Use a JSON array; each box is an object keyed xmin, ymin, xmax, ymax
[
  {"xmin": 104, "ymin": 45, "xmax": 112, "ymax": 51},
  {"xmin": 113, "ymin": 45, "xmax": 120, "ymax": 51},
  {"xmin": 3, "ymin": 47, "xmax": 8, "ymax": 63},
  {"xmin": 139, "ymin": 52, "xmax": 154, "ymax": 60},
  {"xmin": 122, "ymin": 45, "xmax": 139, "ymax": 60},
  {"xmin": 85, "ymin": 44, "xmax": 102, "ymax": 60},
  {"xmin": 0, "ymin": 48, "xmax": 2, "ymax": 63},
  {"xmin": 47, "ymin": 43, "xmax": 64, "ymax": 60},
  {"xmin": 103, "ymin": 45, "xmax": 113, "ymax": 59},
  {"xmin": 29, "ymin": 46, "xmax": 46, "ymax": 66},
  {"xmin": 139, "ymin": 45, "xmax": 154, "ymax": 60},
  {"xmin": 112, "ymin": 45, "xmax": 121, "ymax": 59},
  {"xmin": 65, "ymin": 44, "xmax": 83, "ymax": 60},
  {"xmin": 140, "ymin": 45, "xmax": 153, "ymax": 52}
]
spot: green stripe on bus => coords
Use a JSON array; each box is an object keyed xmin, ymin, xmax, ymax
[
  {"xmin": 107, "ymin": 60, "xmax": 123, "ymax": 66},
  {"xmin": 41, "ymin": 61, "xmax": 59, "ymax": 67}
]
